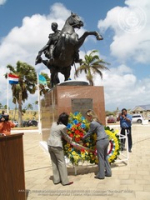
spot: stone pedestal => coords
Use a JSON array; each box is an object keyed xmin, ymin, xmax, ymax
[{"xmin": 41, "ymin": 82, "xmax": 105, "ymax": 141}]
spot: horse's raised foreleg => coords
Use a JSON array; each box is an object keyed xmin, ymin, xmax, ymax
[{"xmin": 77, "ymin": 31, "xmax": 103, "ymax": 48}]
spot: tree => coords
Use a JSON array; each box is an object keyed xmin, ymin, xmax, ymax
[
  {"xmin": 34, "ymin": 101, "xmax": 38, "ymax": 105},
  {"xmin": 0, "ymin": 103, "xmax": 3, "ymax": 109},
  {"xmin": 6, "ymin": 61, "xmax": 37, "ymax": 127},
  {"xmin": 4, "ymin": 105, "xmax": 7, "ymax": 109},
  {"xmin": 26, "ymin": 103, "xmax": 33, "ymax": 110},
  {"xmin": 33, "ymin": 111, "xmax": 37, "ymax": 118},
  {"xmin": 75, "ymin": 50, "xmax": 109, "ymax": 86}
]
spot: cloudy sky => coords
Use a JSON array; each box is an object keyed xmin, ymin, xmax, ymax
[{"xmin": 0, "ymin": 0, "xmax": 150, "ymax": 111}]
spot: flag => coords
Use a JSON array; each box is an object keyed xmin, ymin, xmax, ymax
[
  {"xmin": 38, "ymin": 74, "xmax": 47, "ymax": 85},
  {"xmin": 8, "ymin": 74, "xmax": 19, "ymax": 84}
]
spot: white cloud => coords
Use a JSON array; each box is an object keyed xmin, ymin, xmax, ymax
[
  {"xmin": 94, "ymin": 64, "xmax": 150, "ymax": 111},
  {"xmin": 98, "ymin": 0, "xmax": 150, "ymax": 64},
  {"xmin": 0, "ymin": 3, "xmax": 87, "ymax": 109},
  {"xmin": 0, "ymin": 0, "xmax": 6, "ymax": 6}
]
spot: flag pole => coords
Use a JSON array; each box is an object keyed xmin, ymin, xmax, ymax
[
  {"xmin": 37, "ymin": 73, "xmax": 42, "ymax": 134},
  {"xmin": 7, "ymin": 73, "xmax": 9, "ymax": 114}
]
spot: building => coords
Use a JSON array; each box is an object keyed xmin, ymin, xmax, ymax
[{"xmin": 130, "ymin": 104, "xmax": 150, "ymax": 119}]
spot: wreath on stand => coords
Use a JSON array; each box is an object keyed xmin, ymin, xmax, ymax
[{"xmin": 63, "ymin": 112, "xmax": 120, "ymax": 165}]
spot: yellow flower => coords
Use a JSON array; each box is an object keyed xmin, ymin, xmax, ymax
[
  {"xmin": 66, "ymin": 144, "xmax": 70, "ymax": 148},
  {"xmin": 114, "ymin": 130, "xmax": 119, "ymax": 134},
  {"xmin": 72, "ymin": 151, "xmax": 76, "ymax": 155},
  {"xmin": 68, "ymin": 148, "xmax": 72, "ymax": 152},
  {"xmin": 81, "ymin": 154, "xmax": 85, "ymax": 159}
]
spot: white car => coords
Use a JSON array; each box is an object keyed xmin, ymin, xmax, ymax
[{"xmin": 132, "ymin": 114, "xmax": 143, "ymax": 123}]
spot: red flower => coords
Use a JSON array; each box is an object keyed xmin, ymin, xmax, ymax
[
  {"xmin": 75, "ymin": 137, "xmax": 80, "ymax": 142},
  {"xmin": 76, "ymin": 123, "xmax": 81, "ymax": 127},
  {"xmin": 79, "ymin": 133, "xmax": 84, "ymax": 138},
  {"xmin": 81, "ymin": 148, "xmax": 85, "ymax": 153},
  {"xmin": 75, "ymin": 130, "xmax": 80, "ymax": 135},
  {"xmin": 69, "ymin": 134, "xmax": 74, "ymax": 138}
]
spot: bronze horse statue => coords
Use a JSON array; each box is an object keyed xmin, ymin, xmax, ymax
[{"xmin": 35, "ymin": 12, "xmax": 103, "ymax": 87}]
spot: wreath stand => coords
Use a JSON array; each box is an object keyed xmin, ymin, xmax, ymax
[{"xmin": 115, "ymin": 130, "xmax": 129, "ymax": 165}]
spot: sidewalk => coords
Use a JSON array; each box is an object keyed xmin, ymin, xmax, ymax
[{"xmin": 23, "ymin": 125, "xmax": 150, "ymax": 200}]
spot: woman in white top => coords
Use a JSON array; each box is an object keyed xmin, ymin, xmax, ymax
[{"xmin": 47, "ymin": 112, "xmax": 73, "ymax": 186}]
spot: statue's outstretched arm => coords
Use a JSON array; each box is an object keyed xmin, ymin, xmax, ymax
[{"xmin": 38, "ymin": 38, "xmax": 52, "ymax": 55}]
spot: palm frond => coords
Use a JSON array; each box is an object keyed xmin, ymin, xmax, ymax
[{"xmin": 74, "ymin": 65, "xmax": 87, "ymax": 77}]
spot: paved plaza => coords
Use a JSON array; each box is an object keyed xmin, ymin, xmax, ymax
[{"xmin": 19, "ymin": 125, "xmax": 150, "ymax": 200}]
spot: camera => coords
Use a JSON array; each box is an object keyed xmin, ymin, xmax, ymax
[{"xmin": 0, "ymin": 114, "xmax": 9, "ymax": 122}]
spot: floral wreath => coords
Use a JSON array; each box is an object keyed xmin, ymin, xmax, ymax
[{"xmin": 63, "ymin": 112, "xmax": 120, "ymax": 165}]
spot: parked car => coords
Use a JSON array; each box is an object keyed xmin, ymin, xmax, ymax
[
  {"xmin": 22, "ymin": 120, "xmax": 28, "ymax": 127},
  {"xmin": 107, "ymin": 117, "xmax": 116, "ymax": 123},
  {"xmin": 132, "ymin": 114, "xmax": 143, "ymax": 123},
  {"xmin": 27, "ymin": 120, "xmax": 38, "ymax": 127},
  {"xmin": 22, "ymin": 120, "xmax": 38, "ymax": 127}
]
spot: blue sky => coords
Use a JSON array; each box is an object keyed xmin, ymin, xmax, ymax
[{"xmin": 0, "ymin": 0, "xmax": 150, "ymax": 111}]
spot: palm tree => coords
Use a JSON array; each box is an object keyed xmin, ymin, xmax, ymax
[
  {"xmin": 0, "ymin": 103, "xmax": 3, "ymax": 109},
  {"xmin": 6, "ymin": 61, "xmax": 37, "ymax": 127},
  {"xmin": 74, "ymin": 50, "xmax": 109, "ymax": 86},
  {"xmin": 4, "ymin": 105, "xmax": 7, "ymax": 109}
]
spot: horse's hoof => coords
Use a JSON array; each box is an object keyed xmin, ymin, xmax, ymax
[
  {"xmin": 35, "ymin": 58, "xmax": 41, "ymax": 65},
  {"xmin": 97, "ymin": 35, "xmax": 103, "ymax": 40}
]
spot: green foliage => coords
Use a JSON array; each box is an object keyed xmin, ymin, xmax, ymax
[
  {"xmin": 75, "ymin": 50, "xmax": 110, "ymax": 86},
  {"xmin": 6, "ymin": 61, "xmax": 37, "ymax": 103},
  {"xmin": 5, "ymin": 61, "xmax": 37, "ymax": 126}
]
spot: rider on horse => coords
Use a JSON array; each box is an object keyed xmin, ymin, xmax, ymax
[
  {"xmin": 35, "ymin": 21, "xmax": 81, "ymax": 65},
  {"xmin": 35, "ymin": 22, "xmax": 61, "ymax": 64},
  {"xmin": 35, "ymin": 12, "xmax": 103, "ymax": 87}
]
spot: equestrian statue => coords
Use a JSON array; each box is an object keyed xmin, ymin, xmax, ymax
[{"xmin": 35, "ymin": 12, "xmax": 103, "ymax": 87}]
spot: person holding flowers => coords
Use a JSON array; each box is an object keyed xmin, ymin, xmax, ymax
[
  {"xmin": 82, "ymin": 109, "xmax": 112, "ymax": 179},
  {"xmin": 47, "ymin": 112, "xmax": 73, "ymax": 186}
]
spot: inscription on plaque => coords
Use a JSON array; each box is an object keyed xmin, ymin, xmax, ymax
[{"xmin": 71, "ymin": 98, "xmax": 93, "ymax": 117}]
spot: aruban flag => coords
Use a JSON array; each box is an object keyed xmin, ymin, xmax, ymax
[
  {"xmin": 38, "ymin": 74, "xmax": 47, "ymax": 85},
  {"xmin": 8, "ymin": 74, "xmax": 19, "ymax": 84}
]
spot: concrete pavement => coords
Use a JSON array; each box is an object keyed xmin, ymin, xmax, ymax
[{"xmin": 22, "ymin": 125, "xmax": 150, "ymax": 200}]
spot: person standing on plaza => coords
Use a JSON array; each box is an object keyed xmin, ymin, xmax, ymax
[
  {"xmin": 0, "ymin": 113, "xmax": 15, "ymax": 136},
  {"xmin": 47, "ymin": 112, "xmax": 73, "ymax": 186},
  {"xmin": 82, "ymin": 109, "xmax": 112, "ymax": 179},
  {"xmin": 117, "ymin": 108, "xmax": 132, "ymax": 152}
]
